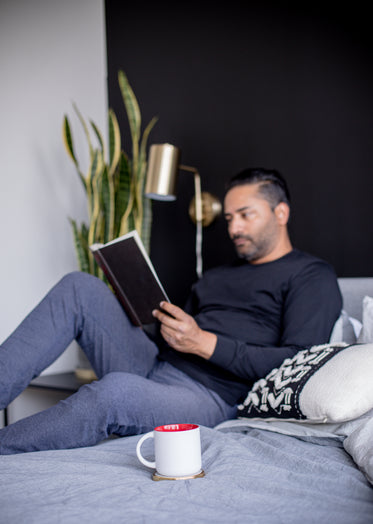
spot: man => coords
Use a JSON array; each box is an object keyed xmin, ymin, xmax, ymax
[{"xmin": 0, "ymin": 168, "xmax": 342, "ymax": 454}]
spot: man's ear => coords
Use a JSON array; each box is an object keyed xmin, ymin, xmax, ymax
[{"xmin": 274, "ymin": 202, "xmax": 290, "ymax": 225}]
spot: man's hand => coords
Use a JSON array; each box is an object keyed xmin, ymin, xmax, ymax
[{"xmin": 152, "ymin": 302, "xmax": 217, "ymax": 360}]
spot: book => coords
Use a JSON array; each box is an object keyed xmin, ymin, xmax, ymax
[{"xmin": 90, "ymin": 230, "xmax": 170, "ymax": 327}]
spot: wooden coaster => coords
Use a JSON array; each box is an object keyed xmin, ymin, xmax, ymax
[
  {"xmin": 74, "ymin": 368, "xmax": 97, "ymax": 383},
  {"xmin": 152, "ymin": 469, "xmax": 205, "ymax": 481}
]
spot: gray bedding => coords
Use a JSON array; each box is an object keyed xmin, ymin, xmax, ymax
[{"xmin": 1, "ymin": 423, "xmax": 372, "ymax": 524}]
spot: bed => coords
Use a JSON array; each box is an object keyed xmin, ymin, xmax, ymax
[{"xmin": 1, "ymin": 278, "xmax": 373, "ymax": 523}]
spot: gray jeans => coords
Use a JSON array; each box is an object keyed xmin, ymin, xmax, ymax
[{"xmin": 0, "ymin": 272, "xmax": 236, "ymax": 454}]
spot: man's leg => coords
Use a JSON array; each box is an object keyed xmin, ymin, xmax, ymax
[
  {"xmin": 0, "ymin": 272, "xmax": 158, "ymax": 409},
  {"xmin": 0, "ymin": 362, "xmax": 237, "ymax": 455}
]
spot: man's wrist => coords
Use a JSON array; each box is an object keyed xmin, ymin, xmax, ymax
[{"xmin": 196, "ymin": 330, "xmax": 217, "ymax": 359}]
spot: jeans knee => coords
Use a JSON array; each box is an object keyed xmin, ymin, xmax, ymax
[
  {"xmin": 78, "ymin": 372, "xmax": 128, "ymax": 410},
  {"xmin": 91, "ymin": 372, "xmax": 147, "ymax": 406},
  {"xmin": 97, "ymin": 371, "xmax": 128, "ymax": 393},
  {"xmin": 57, "ymin": 271, "xmax": 111, "ymax": 305},
  {"xmin": 59, "ymin": 271, "xmax": 98, "ymax": 289}
]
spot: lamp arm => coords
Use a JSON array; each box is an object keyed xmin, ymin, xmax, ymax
[
  {"xmin": 179, "ymin": 165, "xmax": 203, "ymax": 278},
  {"xmin": 193, "ymin": 172, "xmax": 203, "ymax": 278}
]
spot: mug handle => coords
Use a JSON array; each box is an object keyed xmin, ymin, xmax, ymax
[{"xmin": 136, "ymin": 431, "xmax": 156, "ymax": 469}]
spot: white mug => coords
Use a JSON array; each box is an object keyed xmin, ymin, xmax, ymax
[{"xmin": 136, "ymin": 423, "xmax": 202, "ymax": 478}]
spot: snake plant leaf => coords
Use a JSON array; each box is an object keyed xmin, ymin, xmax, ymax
[
  {"xmin": 86, "ymin": 149, "xmax": 104, "ymax": 217},
  {"xmin": 118, "ymin": 70, "xmax": 141, "ymax": 162},
  {"xmin": 108, "ymin": 109, "xmax": 121, "ymax": 176},
  {"xmin": 114, "ymin": 152, "xmax": 132, "ymax": 238},
  {"xmin": 80, "ymin": 222, "xmax": 89, "ymax": 247},
  {"xmin": 62, "ymin": 116, "xmax": 77, "ymax": 164},
  {"xmin": 88, "ymin": 150, "xmax": 105, "ymax": 243},
  {"xmin": 90, "ymin": 120, "xmax": 105, "ymax": 158},
  {"xmin": 127, "ymin": 210, "xmax": 136, "ymax": 235},
  {"xmin": 73, "ymin": 102, "xmax": 94, "ymax": 158},
  {"xmin": 119, "ymin": 189, "xmax": 135, "ymax": 237},
  {"xmin": 139, "ymin": 116, "xmax": 158, "ymax": 168},
  {"xmin": 132, "ymin": 161, "xmax": 146, "ymax": 234},
  {"xmin": 101, "ymin": 165, "xmax": 115, "ymax": 243},
  {"xmin": 69, "ymin": 218, "xmax": 90, "ymax": 273},
  {"xmin": 62, "ymin": 116, "xmax": 87, "ymax": 191},
  {"xmin": 141, "ymin": 196, "xmax": 153, "ymax": 254},
  {"xmin": 101, "ymin": 166, "xmax": 110, "ymax": 242}
]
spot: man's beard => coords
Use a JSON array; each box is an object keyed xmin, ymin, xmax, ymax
[{"xmin": 233, "ymin": 234, "xmax": 274, "ymax": 262}]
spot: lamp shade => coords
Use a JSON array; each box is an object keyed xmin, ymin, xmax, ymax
[{"xmin": 145, "ymin": 143, "xmax": 181, "ymax": 201}]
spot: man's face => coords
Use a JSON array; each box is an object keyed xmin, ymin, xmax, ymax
[{"xmin": 223, "ymin": 183, "xmax": 283, "ymax": 263}]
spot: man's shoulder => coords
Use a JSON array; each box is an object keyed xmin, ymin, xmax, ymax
[
  {"xmin": 282, "ymin": 249, "xmax": 338, "ymax": 285},
  {"xmin": 287, "ymin": 248, "xmax": 335, "ymax": 270}
]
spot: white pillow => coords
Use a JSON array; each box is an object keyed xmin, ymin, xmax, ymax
[
  {"xmin": 357, "ymin": 296, "xmax": 373, "ymax": 343},
  {"xmin": 237, "ymin": 342, "xmax": 373, "ymax": 424},
  {"xmin": 329, "ymin": 310, "xmax": 361, "ymax": 344},
  {"xmin": 343, "ymin": 410, "xmax": 373, "ymax": 486}
]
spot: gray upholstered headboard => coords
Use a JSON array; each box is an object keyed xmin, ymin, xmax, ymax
[{"xmin": 338, "ymin": 277, "xmax": 373, "ymax": 321}]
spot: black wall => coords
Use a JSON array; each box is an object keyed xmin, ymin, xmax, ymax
[{"xmin": 105, "ymin": 1, "xmax": 373, "ymax": 306}]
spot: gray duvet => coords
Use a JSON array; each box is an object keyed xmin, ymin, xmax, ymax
[{"xmin": 1, "ymin": 423, "xmax": 372, "ymax": 523}]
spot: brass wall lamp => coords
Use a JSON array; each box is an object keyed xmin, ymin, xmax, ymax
[{"xmin": 145, "ymin": 143, "xmax": 222, "ymax": 278}]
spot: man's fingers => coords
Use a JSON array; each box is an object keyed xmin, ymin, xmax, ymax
[
  {"xmin": 160, "ymin": 301, "xmax": 184, "ymax": 317},
  {"xmin": 152, "ymin": 301, "xmax": 184, "ymax": 322}
]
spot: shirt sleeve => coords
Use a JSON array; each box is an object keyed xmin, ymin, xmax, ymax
[{"xmin": 208, "ymin": 261, "xmax": 342, "ymax": 381}]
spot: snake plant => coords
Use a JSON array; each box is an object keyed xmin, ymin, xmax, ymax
[{"xmin": 62, "ymin": 70, "xmax": 157, "ymax": 278}]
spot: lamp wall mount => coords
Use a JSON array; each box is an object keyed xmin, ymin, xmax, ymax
[{"xmin": 188, "ymin": 192, "xmax": 222, "ymax": 227}]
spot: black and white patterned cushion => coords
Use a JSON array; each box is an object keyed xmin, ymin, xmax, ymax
[{"xmin": 237, "ymin": 342, "xmax": 373, "ymax": 423}]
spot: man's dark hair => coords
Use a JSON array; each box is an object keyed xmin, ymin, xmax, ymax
[{"xmin": 225, "ymin": 168, "xmax": 291, "ymax": 210}]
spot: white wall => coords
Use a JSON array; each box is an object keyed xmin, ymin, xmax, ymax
[{"xmin": 0, "ymin": 0, "xmax": 108, "ymax": 373}]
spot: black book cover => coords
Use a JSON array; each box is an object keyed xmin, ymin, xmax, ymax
[{"xmin": 90, "ymin": 231, "xmax": 169, "ymax": 327}]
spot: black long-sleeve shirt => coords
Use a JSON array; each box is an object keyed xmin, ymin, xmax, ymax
[{"xmin": 159, "ymin": 249, "xmax": 342, "ymax": 405}]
